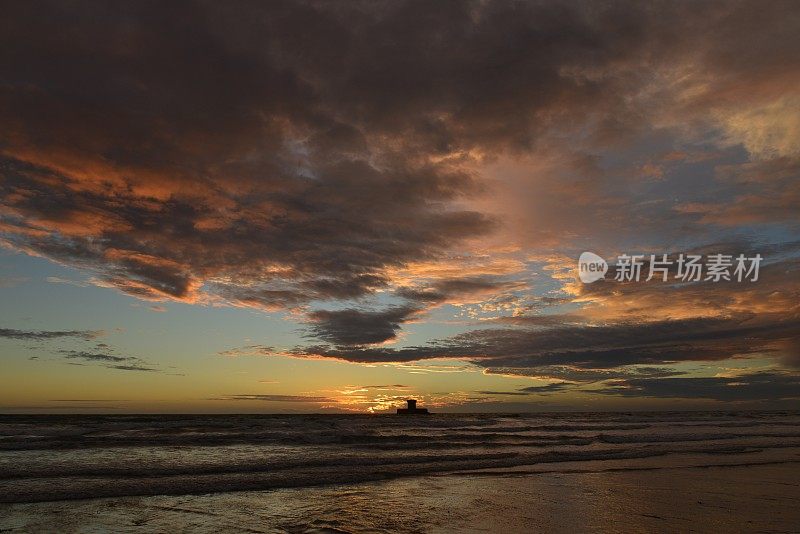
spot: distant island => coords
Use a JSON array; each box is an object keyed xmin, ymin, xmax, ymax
[{"xmin": 397, "ymin": 399, "xmax": 430, "ymax": 414}]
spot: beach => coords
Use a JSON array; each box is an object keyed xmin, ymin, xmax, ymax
[
  {"xmin": 1, "ymin": 412, "xmax": 799, "ymax": 532},
  {"xmin": 2, "ymin": 462, "xmax": 799, "ymax": 533}
]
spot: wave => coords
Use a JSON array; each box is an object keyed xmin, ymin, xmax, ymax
[
  {"xmin": 3, "ymin": 426, "xmax": 800, "ymax": 451},
  {"xmin": 3, "ymin": 441, "xmax": 799, "ymax": 503},
  {"xmin": 2, "ymin": 411, "xmax": 800, "ymax": 503},
  {"xmin": 0, "ymin": 415, "xmax": 515, "ymax": 450}
]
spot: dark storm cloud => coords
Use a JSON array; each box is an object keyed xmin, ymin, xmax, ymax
[
  {"xmin": 304, "ymin": 275, "xmax": 526, "ymax": 346},
  {"xmin": 272, "ymin": 313, "xmax": 800, "ymax": 371},
  {"xmin": 0, "ymin": 0, "xmax": 503, "ymax": 307},
  {"xmin": 476, "ymin": 391, "xmax": 533, "ymax": 396},
  {"xmin": 596, "ymin": 372, "xmax": 800, "ymax": 401},
  {"xmin": 482, "ymin": 366, "xmax": 685, "ymax": 382},
  {"xmin": 0, "ymin": 156, "xmax": 489, "ymax": 304},
  {"xmin": 306, "ymin": 305, "xmax": 421, "ymax": 346},
  {"xmin": 478, "ymin": 382, "xmax": 575, "ymax": 395},
  {"xmin": 2, "ymin": 0, "xmax": 800, "ymax": 402},
  {"xmin": 519, "ymin": 383, "xmax": 575, "ymax": 394},
  {"xmin": 0, "ymin": 328, "xmax": 101, "ymax": 341},
  {"xmin": 3, "ymin": 0, "xmax": 797, "ymax": 313},
  {"xmin": 397, "ymin": 276, "xmax": 522, "ymax": 304},
  {"xmin": 224, "ymin": 251, "xmax": 800, "ymax": 394}
]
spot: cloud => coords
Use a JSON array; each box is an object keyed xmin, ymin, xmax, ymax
[
  {"xmin": 45, "ymin": 276, "xmax": 89, "ymax": 287},
  {"xmin": 478, "ymin": 382, "xmax": 575, "ymax": 396},
  {"xmin": 477, "ymin": 383, "xmax": 575, "ymax": 396},
  {"xmin": 339, "ymin": 384, "xmax": 410, "ymax": 396},
  {"xmin": 106, "ymin": 364, "xmax": 158, "ymax": 372},
  {"xmin": 2, "ymin": 0, "xmax": 800, "ymax": 405},
  {"xmin": 59, "ymin": 350, "xmax": 159, "ymax": 372},
  {"xmin": 218, "ymin": 345, "xmax": 274, "ymax": 357},
  {"xmin": 675, "ymin": 158, "xmax": 800, "ymax": 226},
  {"xmin": 0, "ymin": 328, "xmax": 101, "ymax": 341},
  {"xmin": 561, "ymin": 251, "xmax": 800, "ymax": 324},
  {"xmin": 306, "ymin": 305, "xmax": 421, "ymax": 346},
  {"xmin": 221, "ymin": 249, "xmax": 800, "ymax": 397},
  {"xmin": 482, "ymin": 365, "xmax": 685, "ymax": 382},
  {"xmin": 61, "ymin": 351, "xmax": 130, "ymax": 363},
  {"xmin": 596, "ymin": 372, "xmax": 800, "ymax": 401},
  {"xmin": 395, "ymin": 276, "xmax": 528, "ymax": 314},
  {"xmin": 210, "ymin": 394, "xmax": 333, "ymax": 403},
  {"xmin": 254, "ymin": 313, "xmax": 800, "ymax": 377},
  {"xmin": 476, "ymin": 391, "xmax": 533, "ymax": 396},
  {"xmin": 0, "ymin": 327, "xmax": 160, "ymax": 371},
  {"xmin": 294, "ymin": 275, "xmax": 531, "ymax": 347},
  {"xmin": 518, "ymin": 383, "xmax": 575, "ymax": 394},
  {"xmin": 2, "ymin": 0, "xmax": 797, "ymax": 317},
  {"xmin": 48, "ymin": 399, "xmax": 128, "ymax": 402},
  {"xmin": 716, "ymin": 96, "xmax": 800, "ymax": 160}
]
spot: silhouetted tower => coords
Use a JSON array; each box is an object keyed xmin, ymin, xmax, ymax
[{"xmin": 397, "ymin": 398, "xmax": 429, "ymax": 414}]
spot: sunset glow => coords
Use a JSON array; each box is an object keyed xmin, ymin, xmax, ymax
[{"xmin": 1, "ymin": 0, "xmax": 799, "ymax": 414}]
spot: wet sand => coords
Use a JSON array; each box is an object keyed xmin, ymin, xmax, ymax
[{"xmin": 2, "ymin": 460, "xmax": 799, "ymax": 533}]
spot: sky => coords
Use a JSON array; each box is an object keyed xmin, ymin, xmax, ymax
[{"xmin": 1, "ymin": 0, "xmax": 799, "ymax": 413}]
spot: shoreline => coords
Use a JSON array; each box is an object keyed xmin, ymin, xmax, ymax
[
  {"xmin": 2, "ymin": 461, "xmax": 799, "ymax": 533},
  {"xmin": 3, "ymin": 446, "xmax": 799, "ymax": 504}
]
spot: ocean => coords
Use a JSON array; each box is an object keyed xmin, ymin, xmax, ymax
[{"xmin": 1, "ymin": 411, "xmax": 799, "ymax": 532}]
